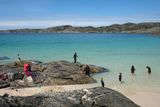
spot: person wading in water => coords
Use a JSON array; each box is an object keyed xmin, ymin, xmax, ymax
[
  {"xmin": 131, "ymin": 65, "xmax": 135, "ymax": 74},
  {"xmin": 119, "ymin": 72, "xmax": 122, "ymax": 84},
  {"xmin": 146, "ymin": 66, "xmax": 151, "ymax": 74}
]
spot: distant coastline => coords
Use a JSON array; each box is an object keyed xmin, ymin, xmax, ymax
[{"xmin": 0, "ymin": 22, "xmax": 160, "ymax": 35}]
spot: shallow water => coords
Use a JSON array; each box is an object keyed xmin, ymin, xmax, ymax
[{"xmin": 0, "ymin": 33, "xmax": 160, "ymax": 92}]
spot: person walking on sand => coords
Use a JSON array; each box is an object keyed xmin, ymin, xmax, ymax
[
  {"xmin": 101, "ymin": 77, "xmax": 105, "ymax": 87},
  {"xmin": 131, "ymin": 65, "xmax": 135, "ymax": 74},
  {"xmin": 119, "ymin": 72, "xmax": 122, "ymax": 83},
  {"xmin": 146, "ymin": 66, "xmax": 151, "ymax": 74},
  {"xmin": 73, "ymin": 52, "xmax": 78, "ymax": 63}
]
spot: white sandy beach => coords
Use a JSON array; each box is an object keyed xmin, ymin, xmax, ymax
[
  {"xmin": 127, "ymin": 91, "xmax": 160, "ymax": 107},
  {"xmin": 0, "ymin": 84, "xmax": 160, "ymax": 107}
]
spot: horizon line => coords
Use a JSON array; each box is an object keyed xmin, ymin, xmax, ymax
[{"xmin": 0, "ymin": 21, "xmax": 160, "ymax": 30}]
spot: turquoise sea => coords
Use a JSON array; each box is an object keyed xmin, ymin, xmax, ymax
[{"xmin": 0, "ymin": 33, "xmax": 160, "ymax": 92}]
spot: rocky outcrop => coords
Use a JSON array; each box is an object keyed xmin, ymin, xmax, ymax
[
  {"xmin": 0, "ymin": 56, "xmax": 10, "ymax": 60},
  {"xmin": 0, "ymin": 60, "xmax": 109, "ymax": 88},
  {"xmin": 0, "ymin": 22, "xmax": 160, "ymax": 35},
  {"xmin": 0, "ymin": 87, "xmax": 140, "ymax": 107}
]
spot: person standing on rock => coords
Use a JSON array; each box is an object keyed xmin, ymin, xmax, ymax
[
  {"xmin": 73, "ymin": 52, "xmax": 78, "ymax": 63},
  {"xmin": 131, "ymin": 65, "xmax": 135, "ymax": 74},
  {"xmin": 101, "ymin": 77, "xmax": 105, "ymax": 87}
]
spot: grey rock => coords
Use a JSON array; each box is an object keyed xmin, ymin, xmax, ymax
[
  {"xmin": 0, "ymin": 97, "xmax": 10, "ymax": 107},
  {"xmin": 0, "ymin": 81, "xmax": 10, "ymax": 89},
  {"xmin": 0, "ymin": 87, "xmax": 140, "ymax": 107},
  {"xmin": 0, "ymin": 60, "xmax": 108, "ymax": 88}
]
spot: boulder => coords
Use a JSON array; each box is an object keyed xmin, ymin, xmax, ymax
[
  {"xmin": 0, "ymin": 81, "xmax": 10, "ymax": 89},
  {"xmin": 0, "ymin": 60, "xmax": 109, "ymax": 88},
  {"xmin": 0, "ymin": 87, "xmax": 140, "ymax": 107},
  {"xmin": 0, "ymin": 97, "xmax": 10, "ymax": 107}
]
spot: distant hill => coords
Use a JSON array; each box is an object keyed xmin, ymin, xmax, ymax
[{"xmin": 0, "ymin": 22, "xmax": 160, "ymax": 35}]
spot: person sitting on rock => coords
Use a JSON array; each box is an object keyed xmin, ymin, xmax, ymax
[
  {"xmin": 84, "ymin": 65, "xmax": 91, "ymax": 77},
  {"xmin": 24, "ymin": 63, "xmax": 33, "ymax": 83}
]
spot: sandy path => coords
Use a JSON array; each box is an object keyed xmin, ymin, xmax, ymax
[{"xmin": 0, "ymin": 84, "xmax": 96, "ymax": 96}]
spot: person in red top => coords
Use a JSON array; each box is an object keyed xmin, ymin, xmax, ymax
[{"xmin": 24, "ymin": 63, "xmax": 31, "ymax": 77}]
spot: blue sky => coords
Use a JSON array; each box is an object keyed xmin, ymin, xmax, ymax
[{"xmin": 0, "ymin": 0, "xmax": 160, "ymax": 29}]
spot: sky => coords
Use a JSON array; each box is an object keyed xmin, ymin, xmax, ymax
[{"xmin": 0, "ymin": 0, "xmax": 160, "ymax": 29}]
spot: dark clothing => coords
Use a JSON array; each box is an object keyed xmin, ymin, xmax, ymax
[
  {"xmin": 146, "ymin": 66, "xmax": 151, "ymax": 74},
  {"xmin": 18, "ymin": 57, "xmax": 21, "ymax": 61},
  {"xmin": 131, "ymin": 65, "xmax": 135, "ymax": 74},
  {"xmin": 84, "ymin": 65, "xmax": 90, "ymax": 77},
  {"xmin": 101, "ymin": 79, "xmax": 105, "ymax": 87},
  {"xmin": 73, "ymin": 53, "xmax": 78, "ymax": 63},
  {"xmin": 17, "ymin": 54, "xmax": 21, "ymax": 61},
  {"xmin": 119, "ymin": 73, "xmax": 122, "ymax": 82}
]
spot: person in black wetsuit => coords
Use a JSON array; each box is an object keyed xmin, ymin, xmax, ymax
[
  {"xmin": 146, "ymin": 66, "xmax": 151, "ymax": 74},
  {"xmin": 73, "ymin": 52, "xmax": 78, "ymax": 63},
  {"xmin": 131, "ymin": 65, "xmax": 135, "ymax": 74},
  {"xmin": 119, "ymin": 72, "xmax": 122, "ymax": 83},
  {"xmin": 84, "ymin": 65, "xmax": 90, "ymax": 77},
  {"xmin": 101, "ymin": 77, "xmax": 105, "ymax": 87}
]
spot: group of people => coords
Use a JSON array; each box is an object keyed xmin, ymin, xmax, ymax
[
  {"xmin": 100, "ymin": 65, "xmax": 152, "ymax": 87},
  {"xmin": 19, "ymin": 52, "xmax": 153, "ymax": 87},
  {"xmin": 118, "ymin": 65, "xmax": 152, "ymax": 84},
  {"xmin": 131, "ymin": 65, "xmax": 151, "ymax": 74},
  {"xmin": 73, "ymin": 52, "xmax": 91, "ymax": 77},
  {"xmin": 73, "ymin": 52, "xmax": 153, "ymax": 87}
]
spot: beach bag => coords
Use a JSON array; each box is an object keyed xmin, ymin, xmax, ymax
[{"xmin": 26, "ymin": 76, "xmax": 33, "ymax": 83}]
